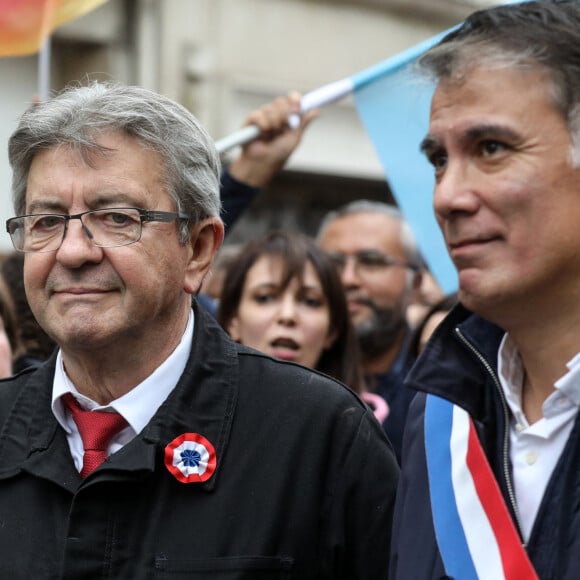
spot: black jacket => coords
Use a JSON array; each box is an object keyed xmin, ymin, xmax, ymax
[
  {"xmin": 219, "ymin": 168, "xmax": 259, "ymax": 233},
  {"xmin": 0, "ymin": 304, "xmax": 398, "ymax": 579},
  {"xmin": 390, "ymin": 304, "xmax": 580, "ymax": 579}
]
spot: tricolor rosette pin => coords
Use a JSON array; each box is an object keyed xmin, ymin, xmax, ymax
[{"xmin": 164, "ymin": 433, "xmax": 217, "ymax": 484}]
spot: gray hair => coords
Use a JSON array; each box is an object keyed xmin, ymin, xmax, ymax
[
  {"xmin": 8, "ymin": 81, "xmax": 222, "ymax": 243},
  {"xmin": 418, "ymin": 1, "xmax": 580, "ymax": 166},
  {"xmin": 317, "ymin": 199, "xmax": 422, "ymax": 269}
]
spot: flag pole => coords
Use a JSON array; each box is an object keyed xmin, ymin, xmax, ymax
[
  {"xmin": 213, "ymin": 25, "xmax": 459, "ymax": 155},
  {"xmin": 214, "ymin": 125, "xmax": 261, "ymax": 154},
  {"xmin": 214, "ymin": 77, "xmax": 353, "ymax": 155},
  {"xmin": 38, "ymin": 36, "xmax": 51, "ymax": 102},
  {"xmin": 37, "ymin": 0, "xmax": 57, "ymax": 102}
]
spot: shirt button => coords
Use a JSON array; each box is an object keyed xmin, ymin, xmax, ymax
[
  {"xmin": 515, "ymin": 423, "xmax": 525, "ymax": 432},
  {"xmin": 526, "ymin": 451, "xmax": 538, "ymax": 465}
]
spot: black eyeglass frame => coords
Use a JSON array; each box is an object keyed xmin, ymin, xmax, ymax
[
  {"xmin": 6, "ymin": 207, "xmax": 194, "ymax": 253},
  {"xmin": 327, "ymin": 250, "xmax": 420, "ymax": 273}
]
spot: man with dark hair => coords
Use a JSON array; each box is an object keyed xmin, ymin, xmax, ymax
[
  {"xmin": 391, "ymin": 2, "xmax": 580, "ymax": 578},
  {"xmin": 0, "ymin": 81, "xmax": 398, "ymax": 579}
]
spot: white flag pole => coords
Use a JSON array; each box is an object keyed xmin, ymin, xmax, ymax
[
  {"xmin": 214, "ymin": 78, "xmax": 353, "ymax": 155},
  {"xmin": 38, "ymin": 36, "xmax": 51, "ymax": 102},
  {"xmin": 214, "ymin": 125, "xmax": 261, "ymax": 155}
]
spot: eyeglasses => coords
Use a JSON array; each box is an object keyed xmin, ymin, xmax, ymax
[
  {"xmin": 6, "ymin": 207, "xmax": 194, "ymax": 253},
  {"xmin": 327, "ymin": 251, "xmax": 419, "ymax": 276}
]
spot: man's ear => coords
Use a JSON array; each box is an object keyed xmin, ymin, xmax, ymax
[{"xmin": 183, "ymin": 217, "xmax": 225, "ymax": 295}]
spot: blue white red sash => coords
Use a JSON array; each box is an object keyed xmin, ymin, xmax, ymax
[{"xmin": 424, "ymin": 395, "xmax": 538, "ymax": 579}]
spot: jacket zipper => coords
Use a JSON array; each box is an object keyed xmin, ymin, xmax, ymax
[{"xmin": 454, "ymin": 327, "xmax": 526, "ymax": 546}]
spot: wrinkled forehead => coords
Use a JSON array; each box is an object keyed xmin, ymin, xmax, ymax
[
  {"xmin": 426, "ymin": 65, "xmax": 562, "ymax": 157},
  {"xmin": 24, "ymin": 132, "xmax": 168, "ymax": 214},
  {"xmin": 429, "ymin": 63, "xmax": 560, "ymax": 123},
  {"xmin": 329, "ymin": 212, "xmax": 406, "ymax": 253}
]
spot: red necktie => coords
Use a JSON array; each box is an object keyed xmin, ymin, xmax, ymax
[{"xmin": 62, "ymin": 393, "xmax": 128, "ymax": 478}]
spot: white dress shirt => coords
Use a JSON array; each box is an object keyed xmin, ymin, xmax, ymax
[
  {"xmin": 52, "ymin": 311, "xmax": 194, "ymax": 473},
  {"xmin": 498, "ymin": 334, "xmax": 580, "ymax": 542}
]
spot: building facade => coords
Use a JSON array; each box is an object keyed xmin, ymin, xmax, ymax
[{"xmin": 0, "ymin": 0, "xmax": 498, "ymax": 248}]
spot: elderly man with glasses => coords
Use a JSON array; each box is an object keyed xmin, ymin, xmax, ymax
[{"xmin": 0, "ymin": 82, "xmax": 398, "ymax": 579}]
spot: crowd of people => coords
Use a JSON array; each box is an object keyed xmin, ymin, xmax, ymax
[{"xmin": 0, "ymin": 1, "xmax": 577, "ymax": 578}]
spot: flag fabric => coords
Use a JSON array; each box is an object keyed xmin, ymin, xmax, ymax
[
  {"xmin": 352, "ymin": 30, "xmax": 457, "ymax": 295},
  {"xmin": 424, "ymin": 395, "xmax": 539, "ymax": 579},
  {"xmin": 0, "ymin": 0, "xmax": 108, "ymax": 57}
]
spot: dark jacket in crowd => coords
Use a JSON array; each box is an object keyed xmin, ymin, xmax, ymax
[
  {"xmin": 219, "ymin": 168, "xmax": 260, "ymax": 233},
  {"xmin": 372, "ymin": 327, "xmax": 417, "ymax": 465},
  {"xmin": 390, "ymin": 304, "xmax": 580, "ymax": 579},
  {"xmin": 0, "ymin": 303, "xmax": 398, "ymax": 579}
]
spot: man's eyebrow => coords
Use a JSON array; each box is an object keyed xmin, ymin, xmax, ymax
[
  {"xmin": 420, "ymin": 124, "xmax": 521, "ymax": 156},
  {"xmin": 26, "ymin": 192, "xmax": 142, "ymax": 214},
  {"xmin": 463, "ymin": 123, "xmax": 520, "ymax": 143},
  {"xmin": 419, "ymin": 135, "xmax": 440, "ymax": 156},
  {"xmin": 26, "ymin": 200, "xmax": 66, "ymax": 214},
  {"xmin": 91, "ymin": 192, "xmax": 142, "ymax": 207}
]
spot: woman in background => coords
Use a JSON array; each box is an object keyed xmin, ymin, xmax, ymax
[
  {"xmin": 1, "ymin": 252, "xmax": 56, "ymax": 371},
  {"xmin": 0, "ymin": 274, "xmax": 21, "ymax": 378},
  {"xmin": 217, "ymin": 231, "xmax": 388, "ymax": 423}
]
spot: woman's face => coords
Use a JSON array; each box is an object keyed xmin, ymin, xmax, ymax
[{"xmin": 227, "ymin": 255, "xmax": 336, "ymax": 369}]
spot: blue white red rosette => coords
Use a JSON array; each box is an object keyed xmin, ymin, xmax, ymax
[{"xmin": 164, "ymin": 433, "xmax": 217, "ymax": 484}]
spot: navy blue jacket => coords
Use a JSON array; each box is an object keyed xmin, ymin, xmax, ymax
[
  {"xmin": 390, "ymin": 304, "xmax": 580, "ymax": 579},
  {"xmin": 0, "ymin": 303, "xmax": 398, "ymax": 579}
]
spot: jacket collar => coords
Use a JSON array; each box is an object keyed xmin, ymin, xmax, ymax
[
  {"xmin": 137, "ymin": 302, "xmax": 239, "ymax": 491},
  {"xmin": 405, "ymin": 303, "xmax": 506, "ymax": 421},
  {"xmin": 0, "ymin": 302, "xmax": 239, "ymax": 493}
]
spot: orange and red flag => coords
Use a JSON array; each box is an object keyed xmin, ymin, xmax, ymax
[{"xmin": 0, "ymin": 0, "xmax": 109, "ymax": 56}]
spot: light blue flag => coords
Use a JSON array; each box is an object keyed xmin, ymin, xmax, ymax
[{"xmin": 352, "ymin": 30, "xmax": 458, "ymax": 295}]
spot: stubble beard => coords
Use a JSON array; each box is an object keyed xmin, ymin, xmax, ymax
[{"xmin": 354, "ymin": 298, "xmax": 407, "ymax": 361}]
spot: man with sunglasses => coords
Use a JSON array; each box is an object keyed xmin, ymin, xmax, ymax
[
  {"xmin": 317, "ymin": 200, "xmax": 423, "ymax": 462},
  {"xmin": 0, "ymin": 82, "xmax": 398, "ymax": 579}
]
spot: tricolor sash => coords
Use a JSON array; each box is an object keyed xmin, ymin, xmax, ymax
[{"xmin": 424, "ymin": 395, "xmax": 538, "ymax": 579}]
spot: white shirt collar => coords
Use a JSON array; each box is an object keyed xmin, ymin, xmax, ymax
[
  {"xmin": 52, "ymin": 310, "xmax": 195, "ymax": 435},
  {"xmin": 497, "ymin": 333, "xmax": 525, "ymax": 416},
  {"xmin": 498, "ymin": 332, "xmax": 580, "ymax": 421},
  {"xmin": 497, "ymin": 332, "xmax": 580, "ymax": 542},
  {"xmin": 554, "ymin": 351, "xmax": 580, "ymax": 406}
]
